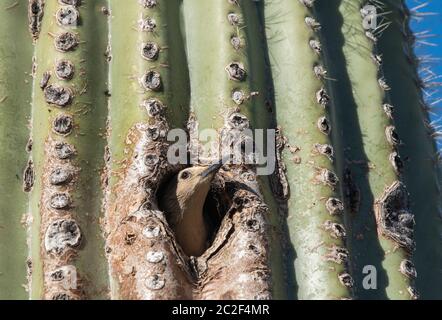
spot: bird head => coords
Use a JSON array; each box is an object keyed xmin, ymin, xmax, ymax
[
  {"xmin": 160, "ymin": 159, "xmax": 225, "ymax": 257},
  {"xmin": 174, "ymin": 161, "xmax": 224, "ymax": 208}
]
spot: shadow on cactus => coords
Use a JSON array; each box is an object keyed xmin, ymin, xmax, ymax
[{"xmin": 0, "ymin": 0, "xmax": 440, "ymax": 300}]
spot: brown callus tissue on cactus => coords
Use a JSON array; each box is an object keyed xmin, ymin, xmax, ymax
[{"xmin": 0, "ymin": 0, "xmax": 441, "ymax": 303}]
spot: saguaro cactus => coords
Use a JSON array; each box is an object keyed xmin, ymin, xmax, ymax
[
  {"xmin": 27, "ymin": 0, "xmax": 109, "ymax": 299},
  {"xmin": 105, "ymin": 0, "xmax": 192, "ymax": 299},
  {"xmin": 263, "ymin": 0, "xmax": 352, "ymax": 300},
  {"xmin": 0, "ymin": 0, "xmax": 440, "ymax": 300},
  {"xmin": 313, "ymin": 0, "xmax": 416, "ymax": 300},
  {"xmin": 183, "ymin": 0, "xmax": 285, "ymax": 299}
]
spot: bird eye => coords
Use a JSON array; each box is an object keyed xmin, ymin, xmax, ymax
[{"xmin": 180, "ymin": 171, "xmax": 191, "ymax": 180}]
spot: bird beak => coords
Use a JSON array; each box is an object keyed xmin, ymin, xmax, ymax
[{"xmin": 200, "ymin": 159, "xmax": 225, "ymax": 178}]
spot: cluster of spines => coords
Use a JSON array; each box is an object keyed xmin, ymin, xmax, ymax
[
  {"xmin": 400, "ymin": 2, "xmax": 442, "ymax": 168},
  {"xmin": 179, "ymin": 0, "xmax": 278, "ymax": 299},
  {"xmin": 397, "ymin": 0, "xmax": 442, "ymax": 297},
  {"xmin": 135, "ymin": 0, "xmax": 170, "ymax": 297},
  {"xmin": 361, "ymin": 0, "xmax": 418, "ymax": 299},
  {"xmin": 17, "ymin": 0, "xmax": 438, "ymax": 300},
  {"xmin": 225, "ymin": 0, "xmax": 253, "ymax": 116},
  {"xmin": 138, "ymin": 0, "xmax": 168, "ymax": 128},
  {"xmin": 136, "ymin": 0, "xmax": 172, "ymax": 194},
  {"xmin": 359, "ymin": 3, "xmax": 406, "ymax": 176},
  {"xmin": 396, "ymin": 1, "xmax": 442, "ymax": 154},
  {"xmin": 188, "ymin": 0, "xmax": 257, "ymax": 160},
  {"xmin": 104, "ymin": 0, "xmax": 195, "ymax": 300},
  {"xmin": 299, "ymin": 0, "xmax": 354, "ymax": 293},
  {"xmin": 36, "ymin": 0, "xmax": 83, "ymax": 300}
]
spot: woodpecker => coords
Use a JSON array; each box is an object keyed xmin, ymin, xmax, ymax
[{"xmin": 159, "ymin": 161, "xmax": 224, "ymax": 257}]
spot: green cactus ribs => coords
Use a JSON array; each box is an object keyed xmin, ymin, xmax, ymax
[
  {"xmin": 27, "ymin": 0, "xmax": 109, "ymax": 299},
  {"xmin": 183, "ymin": 0, "xmax": 286, "ymax": 299},
  {"xmin": 0, "ymin": 0, "xmax": 439, "ymax": 300},
  {"xmin": 263, "ymin": 0, "xmax": 352, "ymax": 299},
  {"xmin": 105, "ymin": 0, "xmax": 191, "ymax": 299}
]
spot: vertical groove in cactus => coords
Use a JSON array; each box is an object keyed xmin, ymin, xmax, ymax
[
  {"xmin": 241, "ymin": 0, "xmax": 287, "ymax": 299},
  {"xmin": 263, "ymin": 0, "xmax": 353, "ymax": 300},
  {"xmin": 106, "ymin": 0, "xmax": 191, "ymax": 299},
  {"xmin": 0, "ymin": 0, "xmax": 440, "ymax": 300},
  {"xmin": 378, "ymin": 0, "xmax": 442, "ymax": 299},
  {"xmin": 0, "ymin": 0, "xmax": 34, "ymax": 300},
  {"xmin": 316, "ymin": 0, "xmax": 416, "ymax": 299},
  {"xmin": 28, "ymin": 0, "xmax": 110, "ymax": 299}
]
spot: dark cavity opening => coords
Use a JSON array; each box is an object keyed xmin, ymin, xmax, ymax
[{"xmin": 156, "ymin": 169, "xmax": 232, "ymax": 255}]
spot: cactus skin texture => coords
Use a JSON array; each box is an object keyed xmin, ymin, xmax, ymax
[
  {"xmin": 263, "ymin": 0, "xmax": 352, "ymax": 300},
  {"xmin": 0, "ymin": 0, "xmax": 34, "ymax": 300},
  {"xmin": 183, "ymin": 0, "xmax": 285, "ymax": 299},
  {"xmin": 313, "ymin": 0, "xmax": 416, "ymax": 300},
  {"xmin": 28, "ymin": 0, "xmax": 109, "ymax": 299},
  {"xmin": 0, "ymin": 0, "xmax": 440, "ymax": 300},
  {"xmin": 105, "ymin": 0, "xmax": 192, "ymax": 299},
  {"xmin": 378, "ymin": 0, "xmax": 442, "ymax": 299}
]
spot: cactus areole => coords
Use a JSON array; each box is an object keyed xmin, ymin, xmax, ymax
[{"xmin": 0, "ymin": 0, "xmax": 440, "ymax": 300}]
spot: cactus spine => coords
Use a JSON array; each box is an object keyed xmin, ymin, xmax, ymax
[
  {"xmin": 377, "ymin": 0, "xmax": 442, "ymax": 299},
  {"xmin": 0, "ymin": 0, "xmax": 440, "ymax": 300},
  {"xmin": 263, "ymin": 0, "xmax": 352, "ymax": 299},
  {"xmin": 315, "ymin": 0, "xmax": 418, "ymax": 299}
]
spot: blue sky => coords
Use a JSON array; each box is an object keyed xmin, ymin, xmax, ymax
[{"xmin": 407, "ymin": 0, "xmax": 442, "ymax": 149}]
